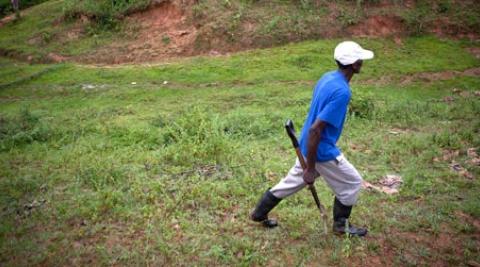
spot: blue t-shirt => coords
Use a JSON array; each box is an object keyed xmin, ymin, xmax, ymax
[{"xmin": 299, "ymin": 70, "xmax": 351, "ymax": 162}]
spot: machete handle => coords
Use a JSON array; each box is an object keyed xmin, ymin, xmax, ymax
[
  {"xmin": 285, "ymin": 118, "xmax": 329, "ymax": 234},
  {"xmin": 286, "ymin": 119, "xmax": 306, "ymax": 169},
  {"xmin": 295, "ymin": 148, "xmax": 307, "ymax": 170},
  {"xmin": 285, "ymin": 119, "xmax": 299, "ymax": 148}
]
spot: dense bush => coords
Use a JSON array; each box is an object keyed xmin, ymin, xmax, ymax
[
  {"xmin": 0, "ymin": 107, "xmax": 52, "ymax": 151},
  {"xmin": 158, "ymin": 108, "xmax": 234, "ymax": 167},
  {"xmin": 349, "ymin": 92, "xmax": 375, "ymax": 119},
  {"xmin": 63, "ymin": 0, "xmax": 151, "ymax": 29}
]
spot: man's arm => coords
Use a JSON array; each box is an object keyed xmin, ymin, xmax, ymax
[{"xmin": 303, "ymin": 119, "xmax": 327, "ymax": 184}]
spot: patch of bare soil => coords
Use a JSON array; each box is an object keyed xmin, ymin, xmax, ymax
[
  {"xmin": 467, "ymin": 47, "xmax": 480, "ymax": 59},
  {"xmin": 65, "ymin": 220, "xmax": 151, "ymax": 266},
  {"xmin": 347, "ymin": 15, "xmax": 405, "ymax": 37},
  {"xmin": 352, "ymin": 226, "xmax": 478, "ymax": 267},
  {"xmin": 78, "ymin": 1, "xmax": 197, "ymax": 64},
  {"xmin": 77, "ymin": 4, "xmax": 410, "ymax": 64},
  {"xmin": 400, "ymin": 67, "xmax": 480, "ymax": 84},
  {"xmin": 456, "ymin": 211, "xmax": 480, "ymax": 231},
  {"xmin": 352, "ymin": 235, "xmax": 396, "ymax": 267},
  {"xmin": 0, "ymin": 14, "xmax": 15, "ymax": 27},
  {"xmin": 359, "ymin": 67, "xmax": 480, "ymax": 86}
]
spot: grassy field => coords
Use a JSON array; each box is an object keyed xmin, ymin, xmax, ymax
[{"xmin": 1, "ymin": 36, "xmax": 479, "ymax": 266}]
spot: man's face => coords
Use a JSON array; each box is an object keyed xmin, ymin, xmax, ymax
[{"xmin": 352, "ymin": 60, "xmax": 363, "ymax": 74}]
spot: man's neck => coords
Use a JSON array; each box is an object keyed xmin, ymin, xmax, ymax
[{"xmin": 339, "ymin": 69, "xmax": 354, "ymax": 83}]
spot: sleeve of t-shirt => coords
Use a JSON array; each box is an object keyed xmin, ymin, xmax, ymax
[{"xmin": 316, "ymin": 90, "xmax": 350, "ymax": 129}]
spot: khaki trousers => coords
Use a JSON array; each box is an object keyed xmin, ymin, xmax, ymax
[{"xmin": 270, "ymin": 154, "xmax": 363, "ymax": 206}]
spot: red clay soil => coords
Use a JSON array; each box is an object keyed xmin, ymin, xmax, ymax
[
  {"xmin": 79, "ymin": 9, "xmax": 409, "ymax": 64},
  {"xmin": 77, "ymin": 1, "xmax": 198, "ymax": 64},
  {"xmin": 76, "ymin": 1, "xmax": 414, "ymax": 64},
  {"xmin": 0, "ymin": 14, "xmax": 15, "ymax": 27},
  {"xmin": 467, "ymin": 47, "xmax": 480, "ymax": 59},
  {"xmin": 347, "ymin": 15, "xmax": 405, "ymax": 37},
  {"xmin": 350, "ymin": 226, "xmax": 479, "ymax": 267}
]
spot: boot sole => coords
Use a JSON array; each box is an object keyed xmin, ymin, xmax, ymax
[{"xmin": 333, "ymin": 231, "xmax": 367, "ymax": 237}]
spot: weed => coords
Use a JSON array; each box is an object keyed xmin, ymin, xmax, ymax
[
  {"xmin": 40, "ymin": 31, "xmax": 53, "ymax": 44},
  {"xmin": 349, "ymin": 91, "xmax": 375, "ymax": 119},
  {"xmin": 337, "ymin": 7, "xmax": 362, "ymax": 28},
  {"xmin": 437, "ymin": 0, "xmax": 451, "ymax": 13},
  {"xmin": 264, "ymin": 16, "xmax": 281, "ymax": 34},
  {"xmin": 401, "ymin": 1, "xmax": 432, "ymax": 36},
  {"xmin": 161, "ymin": 35, "xmax": 170, "ymax": 45},
  {"xmin": 160, "ymin": 108, "xmax": 235, "ymax": 167},
  {"xmin": 341, "ymin": 221, "xmax": 353, "ymax": 258},
  {"xmin": 0, "ymin": 107, "xmax": 52, "ymax": 151}
]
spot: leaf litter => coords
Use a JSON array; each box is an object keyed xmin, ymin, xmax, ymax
[{"xmin": 363, "ymin": 174, "xmax": 403, "ymax": 194}]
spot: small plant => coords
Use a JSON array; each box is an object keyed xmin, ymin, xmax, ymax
[
  {"xmin": 341, "ymin": 220, "xmax": 353, "ymax": 258},
  {"xmin": 436, "ymin": 0, "xmax": 451, "ymax": 13},
  {"xmin": 337, "ymin": 7, "xmax": 362, "ymax": 27},
  {"xmin": 402, "ymin": 1, "xmax": 433, "ymax": 36},
  {"xmin": 349, "ymin": 93, "xmax": 375, "ymax": 119},
  {"xmin": 0, "ymin": 107, "xmax": 51, "ymax": 152},
  {"xmin": 40, "ymin": 31, "xmax": 53, "ymax": 44},
  {"xmin": 299, "ymin": 0, "xmax": 312, "ymax": 10},
  {"xmin": 264, "ymin": 16, "xmax": 280, "ymax": 34},
  {"xmin": 162, "ymin": 35, "xmax": 171, "ymax": 45},
  {"xmin": 222, "ymin": 0, "xmax": 231, "ymax": 8}
]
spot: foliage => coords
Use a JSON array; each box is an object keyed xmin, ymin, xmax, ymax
[
  {"xmin": 0, "ymin": 0, "xmax": 48, "ymax": 17},
  {"xmin": 62, "ymin": 0, "xmax": 151, "ymax": 29},
  {"xmin": 0, "ymin": 106, "xmax": 52, "ymax": 151},
  {"xmin": 401, "ymin": 1, "xmax": 432, "ymax": 36}
]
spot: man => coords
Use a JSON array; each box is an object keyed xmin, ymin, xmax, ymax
[
  {"xmin": 11, "ymin": 0, "xmax": 20, "ymax": 19},
  {"xmin": 250, "ymin": 41, "xmax": 374, "ymax": 237}
]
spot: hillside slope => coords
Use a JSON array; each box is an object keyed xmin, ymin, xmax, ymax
[{"xmin": 0, "ymin": 0, "xmax": 479, "ymax": 64}]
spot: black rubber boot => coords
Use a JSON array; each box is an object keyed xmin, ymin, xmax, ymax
[
  {"xmin": 332, "ymin": 197, "xmax": 367, "ymax": 237},
  {"xmin": 250, "ymin": 189, "xmax": 282, "ymax": 228}
]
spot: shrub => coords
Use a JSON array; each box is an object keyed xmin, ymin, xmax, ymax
[
  {"xmin": 349, "ymin": 92, "xmax": 375, "ymax": 119},
  {"xmin": 160, "ymin": 108, "xmax": 234, "ymax": 167},
  {"xmin": 0, "ymin": 107, "xmax": 52, "ymax": 151},
  {"xmin": 63, "ymin": 0, "xmax": 151, "ymax": 29}
]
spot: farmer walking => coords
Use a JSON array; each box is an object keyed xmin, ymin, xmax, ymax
[
  {"xmin": 250, "ymin": 41, "xmax": 374, "ymax": 237},
  {"xmin": 11, "ymin": 0, "xmax": 20, "ymax": 19}
]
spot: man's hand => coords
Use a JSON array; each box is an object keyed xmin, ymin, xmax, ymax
[{"xmin": 303, "ymin": 168, "xmax": 316, "ymax": 185}]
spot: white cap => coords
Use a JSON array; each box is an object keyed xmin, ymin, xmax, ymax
[{"xmin": 334, "ymin": 41, "xmax": 374, "ymax": 65}]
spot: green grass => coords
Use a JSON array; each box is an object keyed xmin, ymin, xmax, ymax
[
  {"xmin": 1, "ymin": 36, "xmax": 477, "ymax": 88},
  {"xmin": 0, "ymin": 0, "xmax": 118, "ymax": 61},
  {"xmin": 0, "ymin": 36, "xmax": 479, "ymax": 266}
]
